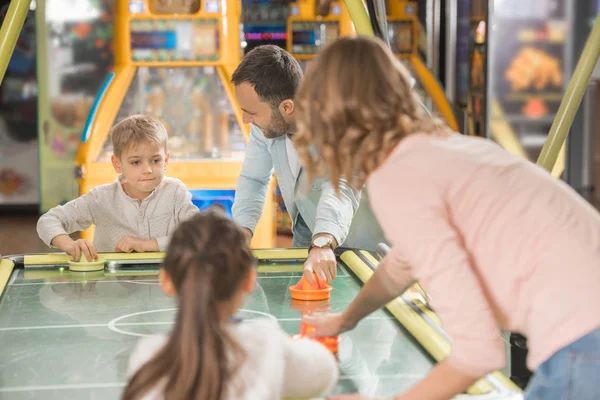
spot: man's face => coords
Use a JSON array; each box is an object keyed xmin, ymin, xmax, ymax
[{"xmin": 234, "ymin": 82, "xmax": 292, "ymax": 139}]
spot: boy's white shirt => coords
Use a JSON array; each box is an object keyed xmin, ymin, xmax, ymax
[{"xmin": 36, "ymin": 176, "xmax": 199, "ymax": 252}]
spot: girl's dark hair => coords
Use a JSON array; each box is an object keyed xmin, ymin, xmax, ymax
[{"xmin": 122, "ymin": 207, "xmax": 255, "ymax": 400}]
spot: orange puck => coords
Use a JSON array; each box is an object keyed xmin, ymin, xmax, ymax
[{"xmin": 289, "ymin": 284, "xmax": 332, "ymax": 301}]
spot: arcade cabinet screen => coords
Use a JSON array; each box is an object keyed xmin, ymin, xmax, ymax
[
  {"xmin": 244, "ymin": 25, "xmax": 287, "ymax": 53},
  {"xmin": 149, "ymin": 0, "xmax": 201, "ymax": 14},
  {"xmin": 130, "ymin": 19, "xmax": 219, "ymax": 61},
  {"xmin": 291, "ymin": 21, "xmax": 339, "ymax": 55}
]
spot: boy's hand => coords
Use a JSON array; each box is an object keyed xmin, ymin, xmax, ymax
[
  {"xmin": 115, "ymin": 236, "xmax": 157, "ymax": 253},
  {"xmin": 51, "ymin": 235, "xmax": 97, "ymax": 262},
  {"xmin": 68, "ymin": 239, "xmax": 98, "ymax": 262}
]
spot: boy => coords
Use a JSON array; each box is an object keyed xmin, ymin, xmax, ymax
[{"xmin": 37, "ymin": 115, "xmax": 199, "ymax": 261}]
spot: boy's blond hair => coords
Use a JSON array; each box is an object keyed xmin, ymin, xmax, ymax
[{"xmin": 110, "ymin": 115, "xmax": 168, "ymax": 158}]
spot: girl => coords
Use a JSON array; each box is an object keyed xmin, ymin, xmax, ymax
[
  {"xmin": 123, "ymin": 208, "xmax": 338, "ymax": 400},
  {"xmin": 293, "ymin": 36, "xmax": 600, "ymax": 400}
]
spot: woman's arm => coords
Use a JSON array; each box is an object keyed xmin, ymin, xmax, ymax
[
  {"xmin": 303, "ymin": 251, "xmax": 415, "ymax": 335},
  {"xmin": 395, "ymin": 360, "xmax": 479, "ymax": 400}
]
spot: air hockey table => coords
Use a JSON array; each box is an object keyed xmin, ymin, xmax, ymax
[{"xmin": 0, "ymin": 248, "xmax": 521, "ymax": 399}]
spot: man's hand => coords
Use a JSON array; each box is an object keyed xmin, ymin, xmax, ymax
[
  {"xmin": 115, "ymin": 236, "xmax": 156, "ymax": 253},
  {"xmin": 304, "ymin": 246, "xmax": 336, "ymax": 287}
]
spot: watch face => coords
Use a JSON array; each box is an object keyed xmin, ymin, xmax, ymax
[{"xmin": 313, "ymin": 236, "xmax": 330, "ymax": 247}]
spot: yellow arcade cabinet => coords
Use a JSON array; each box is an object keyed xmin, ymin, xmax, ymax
[
  {"xmin": 75, "ymin": 0, "xmax": 275, "ymax": 248},
  {"xmin": 386, "ymin": 0, "xmax": 458, "ymax": 131},
  {"xmin": 287, "ymin": 0, "xmax": 355, "ymax": 71}
]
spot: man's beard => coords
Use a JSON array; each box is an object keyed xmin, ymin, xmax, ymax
[{"xmin": 261, "ymin": 109, "xmax": 293, "ymax": 139}]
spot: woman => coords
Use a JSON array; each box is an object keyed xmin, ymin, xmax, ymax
[{"xmin": 293, "ymin": 36, "xmax": 600, "ymax": 400}]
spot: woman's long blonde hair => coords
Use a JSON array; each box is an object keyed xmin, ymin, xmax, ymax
[{"xmin": 294, "ymin": 35, "xmax": 444, "ymax": 193}]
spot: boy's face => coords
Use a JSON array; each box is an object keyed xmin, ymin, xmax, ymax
[{"xmin": 111, "ymin": 141, "xmax": 169, "ymax": 199}]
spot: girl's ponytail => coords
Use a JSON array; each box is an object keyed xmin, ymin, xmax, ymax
[{"xmin": 123, "ymin": 209, "xmax": 253, "ymax": 400}]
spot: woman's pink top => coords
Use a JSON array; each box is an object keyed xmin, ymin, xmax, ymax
[{"xmin": 368, "ymin": 132, "xmax": 600, "ymax": 377}]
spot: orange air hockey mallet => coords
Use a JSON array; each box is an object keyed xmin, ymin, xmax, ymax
[
  {"xmin": 288, "ymin": 271, "xmax": 332, "ymax": 301},
  {"xmin": 292, "ymin": 318, "xmax": 341, "ymax": 356},
  {"xmin": 288, "ymin": 273, "xmax": 340, "ymax": 355}
]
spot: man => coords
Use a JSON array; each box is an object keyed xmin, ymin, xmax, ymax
[{"xmin": 231, "ymin": 45, "xmax": 385, "ymax": 285}]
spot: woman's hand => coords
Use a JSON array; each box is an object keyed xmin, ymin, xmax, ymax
[{"xmin": 302, "ymin": 312, "xmax": 356, "ymax": 337}]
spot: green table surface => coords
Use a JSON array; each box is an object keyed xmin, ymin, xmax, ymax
[{"xmin": 0, "ymin": 259, "xmax": 433, "ymax": 399}]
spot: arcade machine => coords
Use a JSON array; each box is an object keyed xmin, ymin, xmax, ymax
[
  {"xmin": 75, "ymin": 0, "xmax": 275, "ymax": 248},
  {"xmin": 242, "ymin": 0, "xmax": 289, "ymax": 53},
  {"xmin": 444, "ymin": 0, "xmax": 600, "ymax": 388},
  {"xmin": 447, "ymin": 0, "xmax": 570, "ymax": 177},
  {"xmin": 286, "ymin": 0, "xmax": 355, "ymax": 72},
  {"xmin": 0, "ymin": 1, "xmax": 39, "ymax": 210},
  {"xmin": 385, "ymin": 0, "xmax": 458, "ymax": 131}
]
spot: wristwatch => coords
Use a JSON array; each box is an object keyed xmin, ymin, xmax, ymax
[{"xmin": 308, "ymin": 236, "xmax": 333, "ymax": 253}]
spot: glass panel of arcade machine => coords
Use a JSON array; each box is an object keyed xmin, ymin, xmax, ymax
[
  {"xmin": 488, "ymin": 0, "xmax": 568, "ymax": 161},
  {"xmin": 96, "ymin": 67, "xmax": 246, "ymax": 162},
  {"xmin": 388, "ymin": 20, "xmax": 434, "ymax": 111}
]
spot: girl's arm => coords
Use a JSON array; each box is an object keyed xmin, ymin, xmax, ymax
[{"xmin": 395, "ymin": 360, "xmax": 479, "ymax": 400}]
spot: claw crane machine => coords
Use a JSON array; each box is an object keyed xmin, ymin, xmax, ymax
[
  {"xmin": 385, "ymin": 0, "xmax": 458, "ymax": 131},
  {"xmin": 75, "ymin": 0, "xmax": 275, "ymax": 248},
  {"xmin": 286, "ymin": 0, "xmax": 355, "ymax": 72}
]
